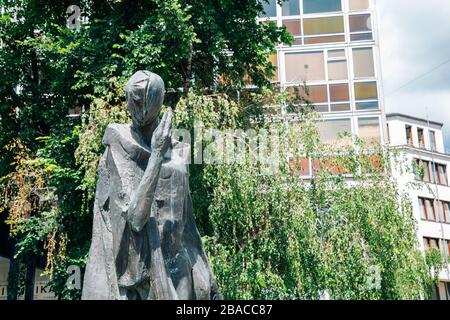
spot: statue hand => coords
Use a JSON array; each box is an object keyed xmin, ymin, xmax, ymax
[{"xmin": 151, "ymin": 111, "xmax": 173, "ymax": 156}]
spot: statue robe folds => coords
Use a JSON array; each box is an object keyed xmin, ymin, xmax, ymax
[{"xmin": 82, "ymin": 124, "xmax": 220, "ymax": 300}]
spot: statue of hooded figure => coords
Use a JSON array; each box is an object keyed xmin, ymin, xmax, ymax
[{"xmin": 82, "ymin": 71, "xmax": 220, "ymax": 300}]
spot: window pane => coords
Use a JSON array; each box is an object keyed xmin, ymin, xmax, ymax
[
  {"xmin": 430, "ymin": 238, "xmax": 439, "ymax": 249},
  {"xmin": 437, "ymin": 201, "xmax": 444, "ymax": 222},
  {"xmin": 414, "ymin": 159, "xmax": 421, "ymax": 179},
  {"xmin": 290, "ymin": 157, "xmax": 310, "ymax": 175},
  {"xmin": 419, "ymin": 198, "xmax": 426, "ymax": 220},
  {"xmin": 303, "ymin": 0, "xmax": 342, "ymax": 14},
  {"xmin": 350, "ymin": 33, "xmax": 373, "ymax": 41},
  {"xmin": 316, "ymin": 118, "xmax": 352, "ymax": 144},
  {"xmin": 444, "ymin": 203, "xmax": 450, "ymax": 222},
  {"xmin": 423, "ymin": 161, "xmax": 431, "ymax": 182},
  {"xmin": 314, "ymin": 104, "xmax": 329, "ymax": 112},
  {"xmin": 439, "ymin": 165, "xmax": 447, "ymax": 185},
  {"xmin": 406, "ymin": 126, "xmax": 413, "ymax": 144},
  {"xmin": 358, "ymin": 117, "xmax": 380, "ymax": 144},
  {"xmin": 328, "ymin": 49, "xmax": 346, "ymax": 59},
  {"xmin": 349, "ymin": 0, "xmax": 369, "ymax": 11},
  {"xmin": 303, "ymin": 16, "xmax": 344, "ymax": 35},
  {"xmin": 283, "ymin": 19, "xmax": 302, "ymax": 37},
  {"xmin": 423, "ymin": 238, "xmax": 429, "ymax": 250},
  {"xmin": 304, "ymin": 35, "xmax": 345, "ymax": 44},
  {"xmin": 355, "ymin": 101, "xmax": 379, "ymax": 110},
  {"xmin": 353, "ymin": 48, "xmax": 375, "ymax": 78},
  {"xmin": 417, "ymin": 128, "xmax": 425, "ymax": 147},
  {"xmin": 330, "ymin": 103, "xmax": 350, "ymax": 112},
  {"xmin": 431, "ymin": 163, "xmax": 437, "ymax": 183},
  {"xmin": 425, "ymin": 200, "xmax": 435, "ymax": 221},
  {"xmin": 354, "ymin": 82, "xmax": 378, "ymax": 100},
  {"xmin": 328, "ymin": 60, "xmax": 348, "ymax": 80},
  {"xmin": 268, "ymin": 53, "xmax": 279, "ymax": 82},
  {"xmin": 349, "ymin": 14, "xmax": 372, "ymax": 32},
  {"xmin": 282, "ymin": 0, "xmax": 300, "ymax": 16},
  {"xmin": 260, "ymin": 0, "xmax": 276, "ymax": 17},
  {"xmin": 307, "ymin": 85, "xmax": 328, "ymax": 103},
  {"xmin": 285, "ymin": 52, "xmax": 325, "ymax": 82},
  {"xmin": 430, "ymin": 131, "xmax": 437, "ymax": 151},
  {"xmin": 329, "ymin": 83, "xmax": 349, "ymax": 102}
]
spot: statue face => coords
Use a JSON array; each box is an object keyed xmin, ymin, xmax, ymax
[{"xmin": 125, "ymin": 71, "xmax": 165, "ymax": 127}]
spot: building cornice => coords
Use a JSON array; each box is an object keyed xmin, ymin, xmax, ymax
[
  {"xmin": 386, "ymin": 113, "xmax": 444, "ymax": 128},
  {"xmin": 391, "ymin": 144, "xmax": 450, "ymax": 160}
]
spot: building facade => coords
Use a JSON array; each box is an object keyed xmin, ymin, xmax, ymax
[
  {"xmin": 259, "ymin": 0, "xmax": 386, "ymax": 146},
  {"xmin": 258, "ymin": 0, "xmax": 450, "ymax": 300},
  {"xmin": 387, "ymin": 113, "xmax": 450, "ymax": 300}
]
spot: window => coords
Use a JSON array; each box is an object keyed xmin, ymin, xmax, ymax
[
  {"xmin": 312, "ymin": 157, "xmax": 348, "ymax": 175},
  {"xmin": 303, "ymin": 16, "xmax": 345, "ymax": 44},
  {"xmin": 419, "ymin": 197, "xmax": 426, "ymax": 220},
  {"xmin": 285, "ymin": 51, "xmax": 325, "ymax": 82},
  {"xmin": 282, "ymin": 0, "xmax": 300, "ymax": 16},
  {"xmin": 436, "ymin": 163, "xmax": 448, "ymax": 185},
  {"xmin": 283, "ymin": 19, "xmax": 302, "ymax": 37},
  {"xmin": 303, "ymin": 0, "xmax": 342, "ymax": 14},
  {"xmin": 423, "ymin": 237, "xmax": 440, "ymax": 251},
  {"xmin": 415, "ymin": 159, "xmax": 431, "ymax": 182},
  {"xmin": 349, "ymin": 14, "xmax": 372, "ymax": 32},
  {"xmin": 348, "ymin": 0, "xmax": 369, "ymax": 11},
  {"xmin": 349, "ymin": 14, "xmax": 373, "ymax": 41},
  {"xmin": 420, "ymin": 162, "xmax": 449, "ymax": 185},
  {"xmin": 419, "ymin": 198, "xmax": 437, "ymax": 222},
  {"xmin": 303, "ymin": 16, "xmax": 344, "ymax": 35},
  {"xmin": 307, "ymin": 85, "xmax": 328, "ymax": 103},
  {"xmin": 358, "ymin": 117, "xmax": 380, "ymax": 144},
  {"xmin": 328, "ymin": 60, "xmax": 348, "ymax": 80},
  {"xmin": 354, "ymin": 82, "xmax": 377, "ymax": 100},
  {"xmin": 330, "ymin": 103, "xmax": 351, "ymax": 112},
  {"xmin": 429, "ymin": 130, "xmax": 437, "ymax": 151},
  {"xmin": 353, "ymin": 48, "xmax": 375, "ymax": 78},
  {"xmin": 304, "ymin": 35, "xmax": 345, "ymax": 44},
  {"xmin": 260, "ymin": 0, "xmax": 276, "ymax": 17},
  {"xmin": 422, "ymin": 161, "xmax": 431, "ymax": 182},
  {"xmin": 354, "ymin": 82, "xmax": 378, "ymax": 110},
  {"xmin": 327, "ymin": 49, "xmax": 348, "ymax": 80},
  {"xmin": 316, "ymin": 118, "xmax": 352, "ymax": 145},
  {"xmin": 268, "ymin": 53, "xmax": 279, "ymax": 82},
  {"xmin": 355, "ymin": 101, "xmax": 378, "ymax": 110},
  {"xmin": 405, "ymin": 125, "xmax": 413, "ymax": 145},
  {"xmin": 440, "ymin": 201, "xmax": 450, "ymax": 223},
  {"xmin": 329, "ymin": 83, "xmax": 350, "ymax": 102},
  {"xmin": 289, "ymin": 157, "xmax": 311, "ymax": 176},
  {"xmin": 417, "ymin": 128, "xmax": 425, "ymax": 148}
]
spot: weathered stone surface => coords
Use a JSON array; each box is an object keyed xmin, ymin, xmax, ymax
[{"xmin": 82, "ymin": 71, "xmax": 220, "ymax": 300}]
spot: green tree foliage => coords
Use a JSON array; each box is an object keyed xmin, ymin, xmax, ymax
[
  {"xmin": 0, "ymin": 0, "xmax": 288, "ymax": 299},
  {"xmin": 201, "ymin": 121, "xmax": 433, "ymax": 299}
]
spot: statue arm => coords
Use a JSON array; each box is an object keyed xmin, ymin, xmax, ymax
[
  {"xmin": 126, "ymin": 150, "xmax": 165, "ymax": 232},
  {"xmin": 125, "ymin": 112, "xmax": 173, "ymax": 232}
]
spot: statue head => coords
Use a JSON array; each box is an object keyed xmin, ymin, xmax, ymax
[{"xmin": 125, "ymin": 71, "xmax": 165, "ymax": 127}]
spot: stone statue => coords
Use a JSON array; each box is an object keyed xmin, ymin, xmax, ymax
[{"xmin": 82, "ymin": 71, "xmax": 220, "ymax": 300}]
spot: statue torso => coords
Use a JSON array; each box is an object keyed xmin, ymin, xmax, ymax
[{"xmin": 101, "ymin": 124, "xmax": 191, "ymax": 290}]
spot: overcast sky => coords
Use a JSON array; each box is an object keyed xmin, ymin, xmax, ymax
[{"xmin": 376, "ymin": 0, "xmax": 450, "ymax": 152}]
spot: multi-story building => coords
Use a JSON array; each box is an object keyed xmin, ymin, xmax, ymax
[
  {"xmin": 387, "ymin": 113, "xmax": 450, "ymax": 300},
  {"xmin": 258, "ymin": 0, "xmax": 450, "ymax": 300},
  {"xmin": 259, "ymin": 0, "xmax": 386, "ymax": 146}
]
